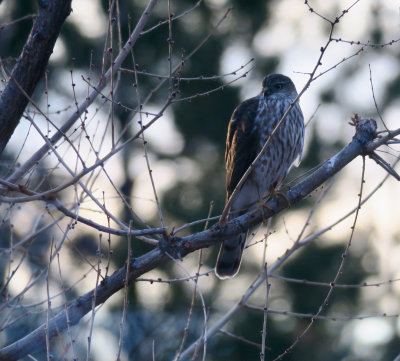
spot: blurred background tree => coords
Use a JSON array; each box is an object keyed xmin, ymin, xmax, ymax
[{"xmin": 1, "ymin": 1, "xmax": 400, "ymax": 360}]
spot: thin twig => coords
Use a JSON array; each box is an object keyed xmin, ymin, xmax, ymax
[
  {"xmin": 369, "ymin": 64, "xmax": 389, "ymax": 131},
  {"xmin": 119, "ymin": 58, "xmax": 254, "ymax": 81},
  {"xmin": 86, "ymin": 234, "xmax": 102, "ymax": 361},
  {"xmin": 219, "ymin": 329, "xmax": 262, "ymax": 349},
  {"xmin": 0, "ymin": 14, "xmax": 37, "ymax": 30},
  {"xmin": 269, "ymin": 273, "xmax": 400, "ymax": 289},
  {"xmin": 165, "ymin": 253, "xmax": 208, "ymax": 361},
  {"xmin": 175, "ymin": 201, "xmax": 214, "ymax": 361},
  {"xmin": 116, "ymin": 221, "xmax": 132, "ymax": 361},
  {"xmin": 245, "ymin": 304, "xmax": 400, "ymax": 321}
]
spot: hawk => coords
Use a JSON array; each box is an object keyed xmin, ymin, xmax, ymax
[{"xmin": 215, "ymin": 74, "xmax": 305, "ymax": 279}]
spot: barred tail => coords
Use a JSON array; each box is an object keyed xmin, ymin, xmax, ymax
[{"xmin": 215, "ymin": 233, "xmax": 246, "ymax": 279}]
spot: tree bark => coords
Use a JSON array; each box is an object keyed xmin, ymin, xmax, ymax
[{"xmin": 0, "ymin": 0, "xmax": 72, "ymax": 154}]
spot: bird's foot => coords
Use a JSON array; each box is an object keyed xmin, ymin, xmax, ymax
[
  {"xmin": 270, "ymin": 187, "xmax": 291, "ymax": 208},
  {"xmin": 249, "ymin": 199, "xmax": 273, "ymax": 220}
]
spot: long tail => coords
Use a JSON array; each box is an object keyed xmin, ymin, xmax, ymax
[{"xmin": 215, "ymin": 232, "xmax": 246, "ymax": 279}]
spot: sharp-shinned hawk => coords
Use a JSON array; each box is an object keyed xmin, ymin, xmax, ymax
[{"xmin": 215, "ymin": 73, "xmax": 305, "ymax": 279}]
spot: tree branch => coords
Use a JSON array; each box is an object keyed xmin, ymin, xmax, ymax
[
  {"xmin": 0, "ymin": 0, "xmax": 72, "ymax": 154},
  {"xmin": 0, "ymin": 118, "xmax": 378, "ymax": 361}
]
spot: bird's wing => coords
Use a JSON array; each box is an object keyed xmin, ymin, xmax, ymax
[{"xmin": 225, "ymin": 96, "xmax": 260, "ymax": 200}]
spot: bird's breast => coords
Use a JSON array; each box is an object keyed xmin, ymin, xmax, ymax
[{"xmin": 249, "ymin": 96, "xmax": 304, "ymax": 196}]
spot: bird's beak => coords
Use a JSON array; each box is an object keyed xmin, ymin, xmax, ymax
[{"xmin": 262, "ymin": 87, "xmax": 269, "ymax": 97}]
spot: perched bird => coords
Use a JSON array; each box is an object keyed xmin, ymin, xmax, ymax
[{"xmin": 215, "ymin": 74, "xmax": 305, "ymax": 279}]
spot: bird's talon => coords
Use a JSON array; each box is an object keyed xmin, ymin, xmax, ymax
[{"xmin": 270, "ymin": 188, "xmax": 291, "ymax": 207}]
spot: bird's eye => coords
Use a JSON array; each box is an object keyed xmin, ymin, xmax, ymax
[{"xmin": 275, "ymin": 83, "xmax": 283, "ymax": 90}]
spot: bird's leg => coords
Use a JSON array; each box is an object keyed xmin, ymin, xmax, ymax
[
  {"xmin": 249, "ymin": 179, "xmax": 292, "ymax": 219},
  {"xmin": 270, "ymin": 185, "xmax": 291, "ymax": 208},
  {"xmin": 249, "ymin": 197, "xmax": 273, "ymax": 220}
]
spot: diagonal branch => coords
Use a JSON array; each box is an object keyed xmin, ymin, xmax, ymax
[
  {"xmin": 369, "ymin": 151, "xmax": 400, "ymax": 181},
  {"xmin": 0, "ymin": 118, "xmax": 378, "ymax": 361},
  {"xmin": 0, "ymin": 0, "xmax": 72, "ymax": 154}
]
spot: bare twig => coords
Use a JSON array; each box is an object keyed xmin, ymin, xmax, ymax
[
  {"xmin": 369, "ymin": 64, "xmax": 389, "ymax": 131},
  {"xmin": 219, "ymin": 329, "xmax": 262, "ymax": 349},
  {"xmin": 0, "ymin": 14, "xmax": 37, "ymax": 30},
  {"xmin": 245, "ymin": 304, "xmax": 400, "ymax": 321},
  {"xmin": 269, "ymin": 274, "xmax": 400, "ymax": 289},
  {"xmin": 175, "ymin": 201, "xmax": 214, "ymax": 361},
  {"xmin": 369, "ymin": 152, "xmax": 400, "ymax": 181}
]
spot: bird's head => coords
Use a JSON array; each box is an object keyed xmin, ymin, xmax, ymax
[{"xmin": 261, "ymin": 74, "xmax": 298, "ymax": 99}]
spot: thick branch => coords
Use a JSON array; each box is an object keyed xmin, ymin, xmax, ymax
[
  {"xmin": 0, "ymin": 118, "xmax": 377, "ymax": 361},
  {"xmin": 0, "ymin": 0, "xmax": 72, "ymax": 154}
]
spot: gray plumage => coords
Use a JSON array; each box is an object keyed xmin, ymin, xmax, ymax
[{"xmin": 215, "ymin": 74, "xmax": 305, "ymax": 279}]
